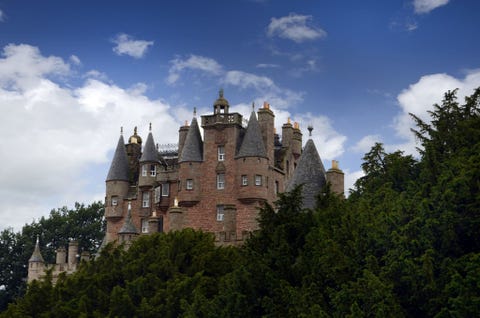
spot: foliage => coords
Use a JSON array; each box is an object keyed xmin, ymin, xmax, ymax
[
  {"xmin": 0, "ymin": 202, "xmax": 105, "ymax": 311},
  {"xmin": 2, "ymin": 88, "xmax": 479, "ymax": 316}
]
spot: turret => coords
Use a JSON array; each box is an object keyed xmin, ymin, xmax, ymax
[
  {"xmin": 178, "ymin": 121, "xmax": 190, "ymax": 158},
  {"xmin": 286, "ymin": 126, "xmax": 327, "ymax": 209},
  {"xmin": 126, "ymin": 127, "xmax": 142, "ymax": 183},
  {"xmin": 28, "ymin": 236, "xmax": 45, "ymax": 283},
  {"xmin": 118, "ymin": 202, "xmax": 139, "ymax": 249},
  {"xmin": 236, "ymin": 109, "xmax": 269, "ymax": 202},
  {"xmin": 55, "ymin": 246, "xmax": 66, "ymax": 265},
  {"xmin": 68, "ymin": 240, "xmax": 79, "ymax": 269},
  {"xmin": 178, "ymin": 110, "xmax": 204, "ymax": 205},
  {"xmin": 139, "ymin": 123, "xmax": 161, "ymax": 188},
  {"xmin": 213, "ymin": 88, "xmax": 229, "ymax": 114}
]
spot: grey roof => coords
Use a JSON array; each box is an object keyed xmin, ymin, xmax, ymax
[
  {"xmin": 29, "ymin": 237, "xmax": 44, "ymax": 263},
  {"xmin": 286, "ymin": 139, "xmax": 327, "ymax": 209},
  {"xmin": 179, "ymin": 117, "xmax": 203, "ymax": 162},
  {"xmin": 236, "ymin": 111, "xmax": 267, "ymax": 158},
  {"xmin": 106, "ymin": 135, "xmax": 130, "ymax": 182},
  {"xmin": 140, "ymin": 132, "xmax": 160, "ymax": 163},
  {"xmin": 119, "ymin": 205, "xmax": 138, "ymax": 234}
]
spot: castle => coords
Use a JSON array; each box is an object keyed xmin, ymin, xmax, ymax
[{"xmin": 28, "ymin": 90, "xmax": 344, "ymax": 282}]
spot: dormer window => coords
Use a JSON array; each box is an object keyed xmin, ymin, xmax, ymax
[{"xmin": 218, "ymin": 146, "xmax": 225, "ymax": 161}]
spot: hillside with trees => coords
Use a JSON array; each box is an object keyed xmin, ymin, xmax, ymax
[{"xmin": 1, "ymin": 88, "xmax": 479, "ymax": 317}]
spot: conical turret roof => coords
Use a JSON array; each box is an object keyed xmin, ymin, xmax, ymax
[
  {"xmin": 237, "ymin": 111, "xmax": 267, "ymax": 158},
  {"xmin": 29, "ymin": 236, "xmax": 44, "ymax": 263},
  {"xmin": 119, "ymin": 203, "xmax": 138, "ymax": 234},
  {"xmin": 286, "ymin": 138, "xmax": 326, "ymax": 209},
  {"xmin": 106, "ymin": 135, "xmax": 130, "ymax": 182},
  {"xmin": 140, "ymin": 131, "xmax": 160, "ymax": 163},
  {"xmin": 179, "ymin": 117, "xmax": 203, "ymax": 162}
]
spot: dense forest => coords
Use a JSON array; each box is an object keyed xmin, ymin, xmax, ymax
[{"xmin": 1, "ymin": 88, "xmax": 479, "ymax": 317}]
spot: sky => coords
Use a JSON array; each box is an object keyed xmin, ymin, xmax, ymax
[{"xmin": 1, "ymin": 0, "xmax": 479, "ymax": 230}]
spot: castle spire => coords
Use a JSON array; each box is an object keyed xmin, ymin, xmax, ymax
[
  {"xmin": 106, "ymin": 134, "xmax": 130, "ymax": 182},
  {"xmin": 236, "ymin": 111, "xmax": 267, "ymax": 158},
  {"xmin": 140, "ymin": 126, "xmax": 160, "ymax": 163},
  {"xmin": 286, "ymin": 138, "xmax": 327, "ymax": 209},
  {"xmin": 179, "ymin": 115, "xmax": 203, "ymax": 162},
  {"xmin": 29, "ymin": 235, "xmax": 44, "ymax": 263}
]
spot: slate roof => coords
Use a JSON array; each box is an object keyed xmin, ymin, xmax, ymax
[
  {"xmin": 236, "ymin": 111, "xmax": 267, "ymax": 158},
  {"xmin": 286, "ymin": 138, "xmax": 327, "ymax": 209},
  {"xmin": 119, "ymin": 204, "xmax": 139, "ymax": 234},
  {"xmin": 140, "ymin": 132, "xmax": 160, "ymax": 163},
  {"xmin": 179, "ymin": 117, "xmax": 203, "ymax": 162},
  {"xmin": 106, "ymin": 135, "xmax": 130, "ymax": 182},
  {"xmin": 29, "ymin": 236, "xmax": 44, "ymax": 263}
]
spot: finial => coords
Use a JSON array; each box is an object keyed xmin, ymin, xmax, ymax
[
  {"xmin": 134, "ymin": 126, "xmax": 137, "ymax": 135},
  {"xmin": 149, "ymin": 123, "xmax": 152, "ymax": 132},
  {"xmin": 120, "ymin": 126, "xmax": 123, "ymax": 135},
  {"xmin": 308, "ymin": 125, "xmax": 313, "ymax": 137},
  {"xmin": 193, "ymin": 107, "xmax": 197, "ymax": 117},
  {"xmin": 36, "ymin": 234, "xmax": 40, "ymax": 245},
  {"xmin": 156, "ymin": 143, "xmax": 159, "ymax": 150},
  {"xmin": 252, "ymin": 102, "xmax": 255, "ymax": 111},
  {"xmin": 288, "ymin": 117, "xmax": 291, "ymax": 124},
  {"xmin": 219, "ymin": 88, "xmax": 224, "ymax": 98}
]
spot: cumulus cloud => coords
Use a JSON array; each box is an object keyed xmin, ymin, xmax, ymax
[
  {"xmin": 267, "ymin": 13, "xmax": 327, "ymax": 43},
  {"xmin": 413, "ymin": 0, "xmax": 449, "ymax": 14},
  {"xmin": 167, "ymin": 54, "xmax": 223, "ymax": 84},
  {"xmin": 69, "ymin": 55, "xmax": 81, "ymax": 65},
  {"xmin": 0, "ymin": 44, "xmax": 179, "ymax": 230},
  {"xmin": 112, "ymin": 33, "xmax": 154, "ymax": 59},
  {"xmin": 392, "ymin": 69, "xmax": 480, "ymax": 155},
  {"xmin": 344, "ymin": 169, "xmax": 365, "ymax": 194},
  {"xmin": 352, "ymin": 135, "xmax": 382, "ymax": 154}
]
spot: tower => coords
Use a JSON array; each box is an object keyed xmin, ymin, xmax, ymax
[{"xmin": 28, "ymin": 236, "xmax": 45, "ymax": 283}]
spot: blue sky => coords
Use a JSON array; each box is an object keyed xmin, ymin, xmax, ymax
[{"xmin": 1, "ymin": 0, "xmax": 479, "ymax": 230}]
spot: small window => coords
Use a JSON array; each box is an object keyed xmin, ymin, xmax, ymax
[
  {"xmin": 111, "ymin": 196, "xmax": 118, "ymax": 206},
  {"xmin": 241, "ymin": 175, "xmax": 248, "ymax": 186},
  {"xmin": 142, "ymin": 192, "xmax": 150, "ymax": 208},
  {"xmin": 162, "ymin": 183, "xmax": 170, "ymax": 196},
  {"xmin": 142, "ymin": 165, "xmax": 147, "ymax": 177},
  {"xmin": 141, "ymin": 219, "xmax": 148, "ymax": 233},
  {"xmin": 154, "ymin": 186, "xmax": 161, "ymax": 203},
  {"xmin": 275, "ymin": 181, "xmax": 279, "ymax": 194},
  {"xmin": 255, "ymin": 175, "xmax": 262, "ymax": 186},
  {"xmin": 186, "ymin": 179, "xmax": 193, "ymax": 190},
  {"xmin": 216, "ymin": 205, "xmax": 224, "ymax": 221},
  {"xmin": 217, "ymin": 173, "xmax": 225, "ymax": 190},
  {"xmin": 218, "ymin": 146, "xmax": 225, "ymax": 161},
  {"xmin": 150, "ymin": 164, "xmax": 156, "ymax": 177}
]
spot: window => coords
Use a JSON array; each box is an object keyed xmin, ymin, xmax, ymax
[
  {"xmin": 141, "ymin": 219, "xmax": 148, "ymax": 233},
  {"xmin": 186, "ymin": 179, "xmax": 193, "ymax": 190},
  {"xmin": 162, "ymin": 183, "xmax": 170, "ymax": 196},
  {"xmin": 255, "ymin": 175, "xmax": 262, "ymax": 186},
  {"xmin": 154, "ymin": 186, "xmax": 161, "ymax": 203},
  {"xmin": 217, "ymin": 173, "xmax": 225, "ymax": 190},
  {"xmin": 216, "ymin": 205, "xmax": 224, "ymax": 221},
  {"xmin": 142, "ymin": 192, "xmax": 150, "ymax": 208},
  {"xmin": 142, "ymin": 165, "xmax": 147, "ymax": 176},
  {"xmin": 111, "ymin": 196, "xmax": 118, "ymax": 206},
  {"xmin": 275, "ymin": 181, "xmax": 279, "ymax": 194},
  {"xmin": 150, "ymin": 164, "xmax": 156, "ymax": 177},
  {"xmin": 241, "ymin": 175, "xmax": 248, "ymax": 186},
  {"xmin": 218, "ymin": 145, "xmax": 225, "ymax": 161}
]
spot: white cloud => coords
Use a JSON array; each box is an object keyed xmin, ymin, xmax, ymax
[
  {"xmin": 344, "ymin": 169, "xmax": 365, "ymax": 195},
  {"xmin": 392, "ymin": 69, "xmax": 480, "ymax": 155},
  {"xmin": 0, "ymin": 9, "xmax": 5, "ymax": 22},
  {"xmin": 84, "ymin": 69, "xmax": 109, "ymax": 82},
  {"xmin": 0, "ymin": 44, "xmax": 180, "ymax": 230},
  {"xmin": 352, "ymin": 135, "xmax": 382, "ymax": 154},
  {"xmin": 224, "ymin": 70, "xmax": 274, "ymax": 90},
  {"xmin": 112, "ymin": 33, "xmax": 154, "ymax": 59},
  {"xmin": 69, "ymin": 55, "xmax": 81, "ymax": 65},
  {"xmin": 167, "ymin": 54, "xmax": 223, "ymax": 84},
  {"xmin": 267, "ymin": 13, "xmax": 327, "ymax": 43},
  {"xmin": 256, "ymin": 63, "xmax": 280, "ymax": 69},
  {"xmin": 413, "ymin": 0, "xmax": 449, "ymax": 14}
]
